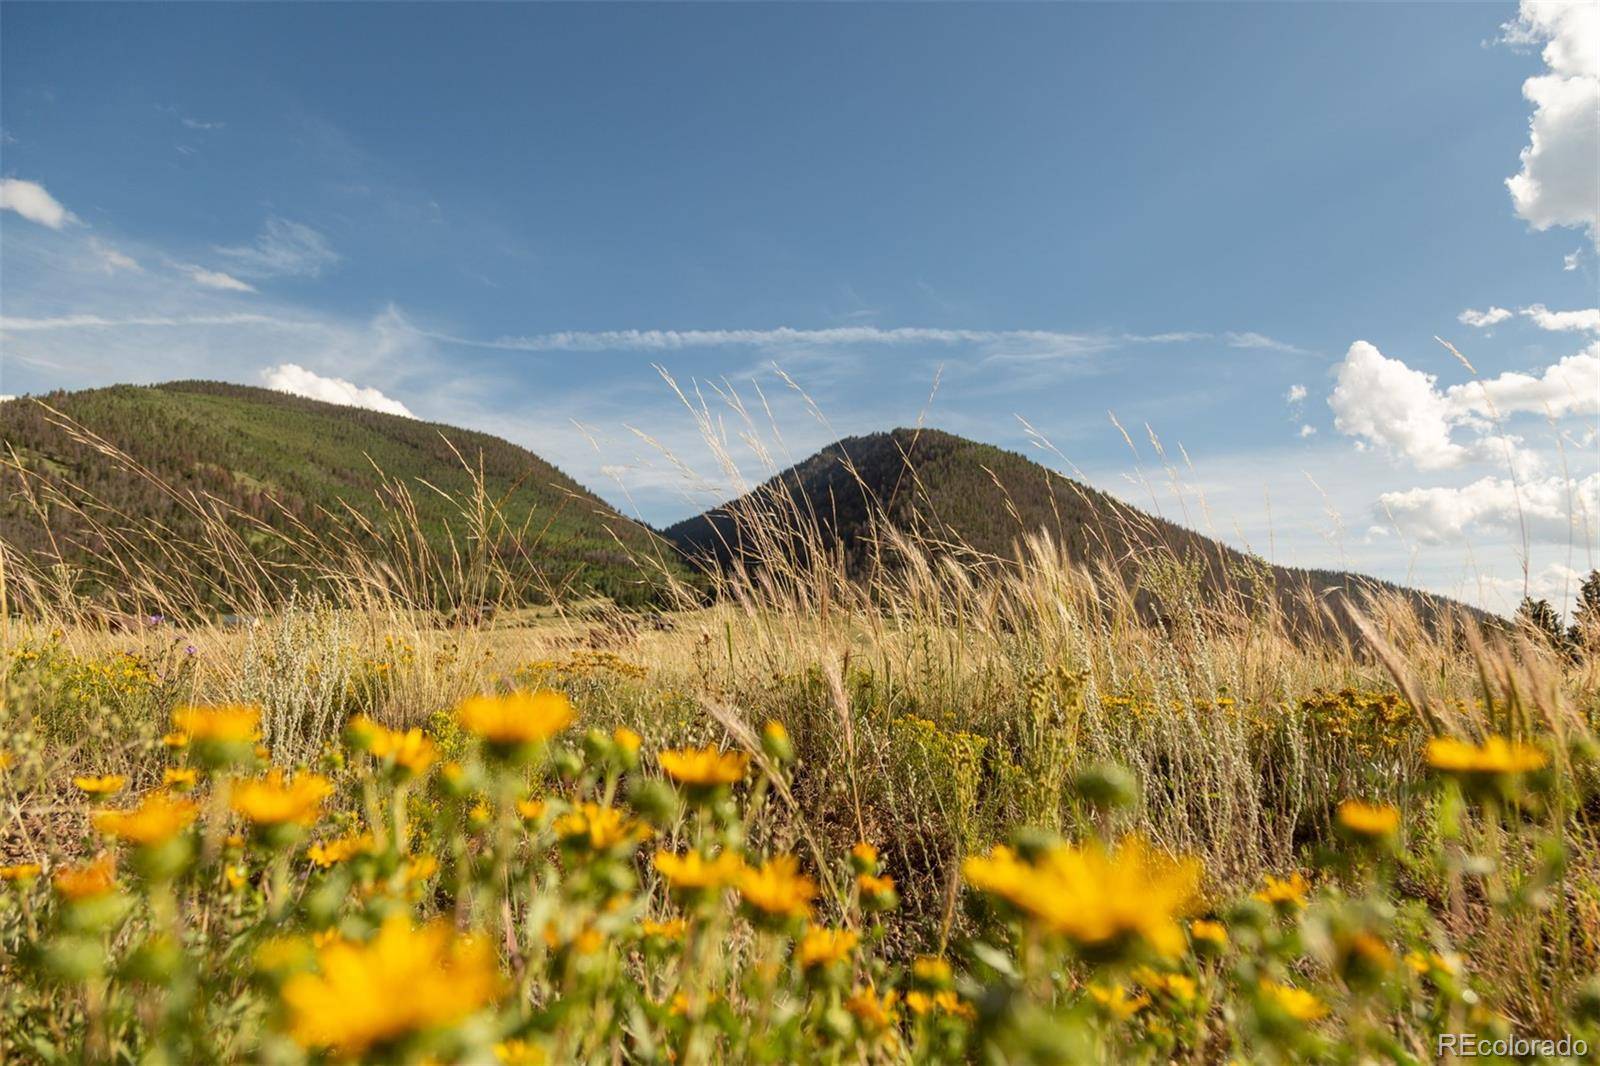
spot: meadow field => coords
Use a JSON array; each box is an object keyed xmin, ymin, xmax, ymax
[{"xmin": 1, "ymin": 426, "xmax": 1597, "ymax": 1065}]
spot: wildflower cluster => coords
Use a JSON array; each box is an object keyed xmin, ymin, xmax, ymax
[{"xmin": 1, "ymin": 659, "xmax": 1595, "ymax": 1065}]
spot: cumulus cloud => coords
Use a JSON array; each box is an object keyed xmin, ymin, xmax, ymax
[
  {"xmin": 1329, "ymin": 340, "xmax": 1599, "ymax": 470},
  {"xmin": 1379, "ymin": 472, "xmax": 1599, "ymax": 545},
  {"xmin": 1503, "ymin": 1, "xmax": 1600, "ymax": 248},
  {"xmin": 1519, "ymin": 304, "xmax": 1600, "ymax": 332},
  {"xmin": 1299, "ymin": 424, "xmax": 1316, "ymax": 438},
  {"xmin": 1459, "ymin": 307, "xmax": 1513, "ymax": 327},
  {"xmin": 1565, "ymin": 250, "xmax": 1583, "ymax": 271},
  {"xmin": 1285, "ymin": 384, "xmax": 1307, "ymax": 403},
  {"xmin": 0, "ymin": 178, "xmax": 79, "ymax": 229},
  {"xmin": 1445, "ymin": 344, "xmax": 1600, "ymax": 419},
  {"xmin": 262, "ymin": 363, "xmax": 413, "ymax": 418},
  {"xmin": 1329, "ymin": 341, "xmax": 1467, "ymax": 469},
  {"xmin": 216, "ymin": 217, "xmax": 339, "ymax": 279},
  {"xmin": 179, "ymin": 265, "xmax": 256, "ymax": 292}
]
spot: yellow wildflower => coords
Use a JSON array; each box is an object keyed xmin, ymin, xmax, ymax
[
  {"xmin": 495, "ymin": 1038, "xmax": 546, "ymax": 1065},
  {"xmin": 0, "ymin": 863, "xmax": 43, "ymax": 882},
  {"xmin": 54, "ymin": 854, "xmax": 117, "ymax": 900},
  {"xmin": 844, "ymin": 985, "xmax": 897, "ymax": 1031},
  {"xmin": 911, "ymin": 956, "xmax": 953, "ymax": 988},
  {"xmin": 307, "ymin": 833, "xmax": 375, "ymax": 868},
  {"xmin": 553, "ymin": 803, "xmax": 652, "ymax": 851},
  {"xmin": 1253, "ymin": 872, "xmax": 1311, "ymax": 909},
  {"xmin": 796, "ymin": 926, "xmax": 859, "ymax": 969},
  {"xmin": 1259, "ymin": 980, "xmax": 1328, "ymax": 1022},
  {"xmin": 161, "ymin": 732, "xmax": 189, "ymax": 749},
  {"xmin": 639, "ymin": 918, "xmax": 687, "ymax": 941},
  {"xmin": 738, "ymin": 854, "xmax": 817, "ymax": 921},
  {"xmin": 653, "ymin": 850, "xmax": 745, "ymax": 892},
  {"xmin": 1426, "ymin": 736, "xmax": 1547, "ymax": 776},
  {"xmin": 281, "ymin": 917, "xmax": 502, "ymax": 1057},
  {"xmin": 933, "ymin": 990, "xmax": 975, "ymax": 1019},
  {"xmin": 963, "ymin": 836, "xmax": 1201, "ymax": 958},
  {"xmin": 231, "ymin": 770, "xmax": 332, "ymax": 827},
  {"xmin": 91, "ymin": 791, "xmax": 197, "ymax": 846},
  {"xmin": 658, "ymin": 745, "xmax": 749, "ymax": 788},
  {"xmin": 354, "ymin": 719, "xmax": 439, "ymax": 776},
  {"xmin": 516, "ymin": 798, "xmax": 547, "ymax": 822},
  {"xmin": 172, "ymin": 704, "xmax": 261, "ymax": 742},
  {"xmin": 455, "ymin": 690, "xmax": 574, "ymax": 745},
  {"xmin": 1190, "ymin": 919, "xmax": 1228, "ymax": 949},
  {"xmin": 1337, "ymin": 799, "xmax": 1401, "ymax": 838},
  {"xmin": 612, "ymin": 727, "xmax": 642, "ymax": 754},
  {"xmin": 73, "ymin": 774, "xmax": 126, "ymax": 796},
  {"xmin": 1089, "ymin": 983, "xmax": 1150, "ymax": 1020},
  {"xmin": 163, "ymin": 767, "xmax": 198, "ymax": 791}
]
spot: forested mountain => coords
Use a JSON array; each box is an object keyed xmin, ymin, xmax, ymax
[
  {"xmin": 1, "ymin": 382, "xmax": 687, "ymax": 611},
  {"xmin": 665, "ymin": 428, "xmax": 1479, "ymax": 632}
]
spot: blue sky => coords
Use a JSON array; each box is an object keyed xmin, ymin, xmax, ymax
[{"xmin": 2, "ymin": 2, "xmax": 1595, "ymax": 613}]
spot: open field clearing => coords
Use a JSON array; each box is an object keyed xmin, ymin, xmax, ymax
[{"xmin": 3, "ymin": 431, "xmax": 1598, "ymax": 1062}]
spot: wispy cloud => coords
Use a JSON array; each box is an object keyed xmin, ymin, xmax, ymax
[
  {"xmin": 416, "ymin": 324, "xmax": 1298, "ymax": 357},
  {"xmin": 89, "ymin": 238, "xmax": 140, "ymax": 273},
  {"xmin": 0, "ymin": 178, "xmax": 80, "ymax": 229},
  {"xmin": 1222, "ymin": 330, "xmax": 1309, "ymax": 355},
  {"xmin": 215, "ymin": 217, "xmax": 339, "ymax": 279},
  {"xmin": 0, "ymin": 312, "xmax": 303, "ymax": 332},
  {"xmin": 181, "ymin": 117, "xmax": 225, "ymax": 131},
  {"xmin": 178, "ymin": 264, "xmax": 256, "ymax": 292}
]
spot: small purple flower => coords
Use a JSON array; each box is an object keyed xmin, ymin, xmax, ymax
[{"xmin": 184, "ymin": 645, "xmax": 197, "ymax": 656}]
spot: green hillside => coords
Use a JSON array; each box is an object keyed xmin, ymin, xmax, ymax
[
  {"xmin": 665, "ymin": 427, "xmax": 1477, "ymax": 632},
  {"xmin": 1, "ymin": 382, "xmax": 687, "ymax": 612}
]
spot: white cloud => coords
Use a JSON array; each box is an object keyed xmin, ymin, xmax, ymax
[
  {"xmin": 180, "ymin": 265, "xmax": 256, "ymax": 292},
  {"xmin": 262, "ymin": 363, "xmax": 413, "ymax": 418},
  {"xmin": 215, "ymin": 217, "xmax": 339, "ymax": 279},
  {"xmin": 1222, "ymin": 331, "xmax": 1308, "ymax": 354},
  {"xmin": 1458, "ymin": 306, "xmax": 1513, "ymax": 327},
  {"xmin": 181, "ymin": 117, "xmax": 225, "ymax": 131},
  {"xmin": 1519, "ymin": 303, "xmax": 1600, "ymax": 332},
  {"xmin": 89, "ymin": 239, "xmax": 140, "ymax": 273},
  {"xmin": 1565, "ymin": 250, "xmax": 1583, "ymax": 271},
  {"xmin": 0, "ymin": 312, "xmax": 297, "ymax": 332},
  {"xmin": 1503, "ymin": 1, "xmax": 1600, "ymax": 248},
  {"xmin": 1299, "ymin": 424, "xmax": 1316, "ymax": 438},
  {"xmin": 1329, "ymin": 341, "xmax": 1467, "ymax": 469},
  {"xmin": 0, "ymin": 178, "xmax": 79, "ymax": 229},
  {"xmin": 0, "ymin": 395, "xmax": 16, "ymax": 403},
  {"xmin": 1285, "ymin": 384, "xmax": 1307, "ymax": 403},
  {"xmin": 1329, "ymin": 340, "xmax": 1599, "ymax": 472},
  {"xmin": 1444, "ymin": 344, "xmax": 1600, "ymax": 419},
  {"xmin": 1379, "ymin": 472, "xmax": 1599, "ymax": 545}
]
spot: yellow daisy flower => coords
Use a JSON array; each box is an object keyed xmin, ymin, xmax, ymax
[
  {"xmin": 796, "ymin": 926, "xmax": 859, "ymax": 969},
  {"xmin": 737, "ymin": 854, "xmax": 817, "ymax": 921},
  {"xmin": 455, "ymin": 690, "xmax": 574, "ymax": 745},
  {"xmin": 91, "ymin": 791, "xmax": 197, "ymax": 846},
  {"xmin": 231, "ymin": 770, "xmax": 332, "ymax": 827},
  {"xmin": 281, "ymin": 917, "xmax": 502, "ymax": 1057},
  {"xmin": 964, "ymin": 835, "xmax": 1201, "ymax": 959}
]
